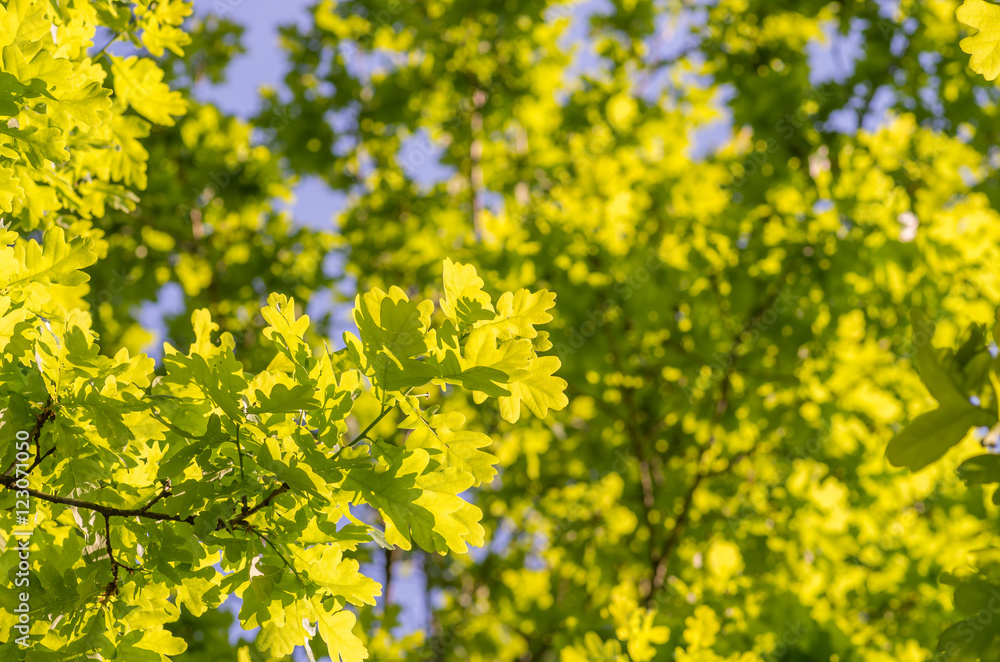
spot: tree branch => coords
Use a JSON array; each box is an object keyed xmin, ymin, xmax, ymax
[
  {"xmin": 0, "ymin": 477, "xmax": 289, "ymax": 531},
  {"xmin": 646, "ymin": 470, "xmax": 702, "ymax": 607},
  {"xmin": 232, "ymin": 482, "xmax": 289, "ymax": 524},
  {"xmin": 0, "ymin": 476, "xmax": 195, "ymax": 523},
  {"xmin": 139, "ymin": 479, "xmax": 173, "ymax": 513},
  {"xmin": 102, "ymin": 514, "xmax": 137, "ymax": 598},
  {"xmin": 384, "ymin": 545, "xmax": 395, "ymax": 608},
  {"xmin": 644, "ymin": 268, "xmax": 795, "ymax": 607}
]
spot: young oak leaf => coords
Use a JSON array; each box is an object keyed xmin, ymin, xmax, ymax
[
  {"xmin": 886, "ymin": 310, "xmax": 994, "ymax": 470},
  {"xmin": 261, "ymin": 294, "xmax": 311, "ymax": 351},
  {"xmin": 47, "ymin": 81, "xmax": 113, "ymax": 130},
  {"xmin": 497, "ymin": 355, "xmax": 569, "ymax": 423},
  {"xmin": 344, "ymin": 446, "xmax": 482, "ymax": 554},
  {"xmin": 1, "ymin": 43, "xmax": 66, "ymax": 97},
  {"xmin": 137, "ymin": 0, "xmax": 194, "ymax": 57},
  {"xmin": 120, "ymin": 582, "xmax": 182, "ymax": 632},
  {"xmin": 423, "ymin": 345, "xmax": 511, "ymax": 398},
  {"xmin": 161, "ymin": 347, "xmax": 248, "ymax": 424},
  {"xmin": 347, "ymin": 286, "xmax": 436, "ymax": 392},
  {"xmin": 314, "ymin": 601, "xmax": 368, "ymax": 662},
  {"xmin": 415, "ymin": 427, "xmax": 498, "ymax": 487},
  {"xmin": 0, "ymin": 166, "xmax": 22, "ymax": 211},
  {"xmin": 0, "ymin": 123, "xmax": 68, "ymax": 167},
  {"xmin": 240, "ymin": 571, "xmax": 312, "ymax": 658},
  {"xmin": 463, "ymin": 326, "xmax": 533, "ymax": 384},
  {"xmin": 958, "ymin": 0, "xmax": 1000, "ymax": 80},
  {"xmin": 0, "ymin": 226, "xmax": 98, "ymax": 290},
  {"xmin": 189, "ymin": 308, "xmax": 222, "ymax": 358},
  {"xmin": 111, "ymin": 55, "xmax": 187, "ymax": 126},
  {"xmin": 0, "ymin": 0, "xmax": 49, "ymax": 50},
  {"xmin": 476, "ymin": 288, "xmax": 557, "ymax": 340},
  {"xmin": 295, "ymin": 545, "xmax": 381, "ymax": 607},
  {"xmin": 441, "ymin": 258, "xmax": 495, "ymax": 325},
  {"xmin": 261, "ymin": 293, "xmax": 314, "ymax": 380},
  {"xmin": 252, "ymin": 381, "xmax": 320, "ymax": 414},
  {"xmin": 258, "ymin": 601, "xmax": 313, "ymax": 659},
  {"xmin": 352, "ymin": 286, "xmax": 433, "ymax": 360},
  {"xmin": 400, "ymin": 406, "xmax": 499, "ymax": 486}
]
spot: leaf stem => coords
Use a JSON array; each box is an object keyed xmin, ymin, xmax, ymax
[
  {"xmin": 333, "ymin": 405, "xmax": 394, "ymax": 459},
  {"xmin": 251, "ymin": 525, "xmax": 303, "ymax": 584},
  {"xmin": 94, "ymin": 32, "xmax": 119, "ymax": 60}
]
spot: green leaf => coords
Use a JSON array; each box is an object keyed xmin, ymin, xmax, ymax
[
  {"xmin": 958, "ymin": 0, "xmax": 1000, "ymax": 81},
  {"xmin": 111, "ymin": 55, "xmax": 187, "ymax": 126},
  {"xmin": 349, "ymin": 286, "xmax": 436, "ymax": 392},
  {"xmin": 402, "ymin": 409, "xmax": 499, "ymax": 486},
  {"xmin": 296, "ymin": 545, "xmax": 381, "ymax": 606},
  {"xmin": 886, "ymin": 403, "xmax": 992, "ymax": 471},
  {"xmin": 48, "ymin": 81, "xmax": 113, "ymax": 129},
  {"xmin": 938, "ymin": 608, "xmax": 999, "ymax": 661},
  {"xmin": 252, "ymin": 382, "xmax": 320, "ymax": 414},
  {"xmin": 0, "ymin": 227, "xmax": 98, "ymax": 289},
  {"xmin": 316, "ymin": 605, "xmax": 367, "ymax": 662},
  {"xmin": 476, "ymin": 288, "xmax": 556, "ymax": 340},
  {"xmin": 498, "ymin": 355, "xmax": 569, "ymax": 423},
  {"xmin": 957, "ymin": 454, "xmax": 1000, "ymax": 485},
  {"xmin": 441, "ymin": 258, "xmax": 495, "ymax": 326},
  {"xmin": 0, "ymin": 122, "xmax": 67, "ymax": 166},
  {"xmin": 344, "ymin": 446, "xmax": 483, "ymax": 553},
  {"xmin": 910, "ymin": 309, "xmax": 968, "ymax": 407}
]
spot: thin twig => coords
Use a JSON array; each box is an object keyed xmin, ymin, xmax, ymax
[
  {"xmin": 646, "ymin": 471, "xmax": 703, "ymax": 606},
  {"xmin": 252, "ymin": 526, "xmax": 303, "ymax": 583},
  {"xmin": 352, "ymin": 406, "xmax": 392, "ymax": 444},
  {"xmin": 333, "ymin": 405, "xmax": 393, "ymax": 459},
  {"xmin": 93, "ymin": 32, "xmax": 119, "ymax": 59},
  {"xmin": 232, "ymin": 483, "xmax": 289, "ymax": 524},
  {"xmin": 236, "ymin": 425, "xmax": 248, "ymax": 514},
  {"xmin": 139, "ymin": 479, "xmax": 173, "ymax": 513},
  {"xmin": 102, "ymin": 514, "xmax": 136, "ymax": 596}
]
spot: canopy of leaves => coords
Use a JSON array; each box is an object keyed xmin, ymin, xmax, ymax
[
  {"xmin": 0, "ymin": 1, "xmax": 567, "ymax": 660},
  {"xmin": 257, "ymin": 0, "xmax": 1000, "ymax": 660},
  {"xmin": 7, "ymin": 0, "xmax": 1000, "ymax": 661}
]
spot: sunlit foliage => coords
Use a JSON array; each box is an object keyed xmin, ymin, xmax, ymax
[{"xmin": 5, "ymin": 0, "xmax": 1000, "ymax": 661}]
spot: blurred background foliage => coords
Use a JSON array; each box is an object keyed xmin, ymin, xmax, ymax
[{"xmin": 12, "ymin": 0, "xmax": 1000, "ymax": 659}]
